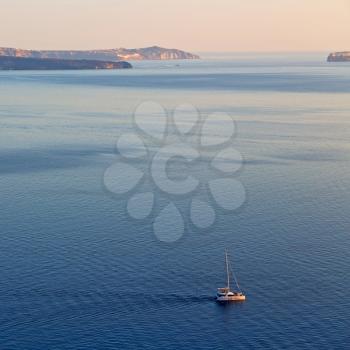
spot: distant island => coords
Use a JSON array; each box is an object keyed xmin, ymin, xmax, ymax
[
  {"xmin": 327, "ymin": 52, "xmax": 350, "ymax": 62},
  {"xmin": 0, "ymin": 46, "xmax": 200, "ymax": 61},
  {"xmin": 0, "ymin": 56, "xmax": 132, "ymax": 70}
]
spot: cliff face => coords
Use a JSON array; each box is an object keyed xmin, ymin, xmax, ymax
[
  {"xmin": 327, "ymin": 52, "xmax": 350, "ymax": 62},
  {"xmin": 0, "ymin": 56, "xmax": 132, "ymax": 70},
  {"xmin": 0, "ymin": 46, "xmax": 200, "ymax": 61}
]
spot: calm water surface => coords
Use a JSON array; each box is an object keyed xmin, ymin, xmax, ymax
[{"xmin": 1, "ymin": 53, "xmax": 350, "ymax": 349}]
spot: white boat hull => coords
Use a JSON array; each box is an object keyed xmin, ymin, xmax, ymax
[{"xmin": 216, "ymin": 294, "xmax": 246, "ymax": 302}]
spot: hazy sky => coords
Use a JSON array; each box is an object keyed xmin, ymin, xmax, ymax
[{"xmin": 1, "ymin": 0, "xmax": 349, "ymax": 52}]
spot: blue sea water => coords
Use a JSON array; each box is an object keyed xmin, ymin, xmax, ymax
[{"xmin": 1, "ymin": 53, "xmax": 350, "ymax": 349}]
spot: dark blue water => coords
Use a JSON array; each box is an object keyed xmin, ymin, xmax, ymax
[{"xmin": 1, "ymin": 53, "xmax": 350, "ymax": 349}]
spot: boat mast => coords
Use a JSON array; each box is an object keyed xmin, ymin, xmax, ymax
[{"xmin": 225, "ymin": 250, "xmax": 230, "ymax": 290}]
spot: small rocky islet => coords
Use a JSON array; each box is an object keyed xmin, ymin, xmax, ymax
[{"xmin": 327, "ymin": 51, "xmax": 350, "ymax": 62}]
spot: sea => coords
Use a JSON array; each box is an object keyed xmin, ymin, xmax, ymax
[{"xmin": 1, "ymin": 53, "xmax": 350, "ymax": 349}]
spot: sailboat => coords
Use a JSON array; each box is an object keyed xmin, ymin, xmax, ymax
[{"xmin": 216, "ymin": 250, "xmax": 246, "ymax": 302}]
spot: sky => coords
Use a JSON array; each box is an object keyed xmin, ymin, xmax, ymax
[{"xmin": 1, "ymin": 0, "xmax": 349, "ymax": 52}]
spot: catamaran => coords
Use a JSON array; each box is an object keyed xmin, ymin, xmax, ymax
[{"xmin": 216, "ymin": 250, "xmax": 246, "ymax": 302}]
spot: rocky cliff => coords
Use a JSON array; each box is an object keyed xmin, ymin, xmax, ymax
[
  {"xmin": 327, "ymin": 52, "xmax": 350, "ymax": 62},
  {"xmin": 0, "ymin": 46, "xmax": 200, "ymax": 61},
  {"xmin": 0, "ymin": 56, "xmax": 132, "ymax": 70}
]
